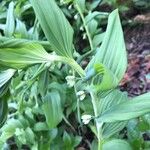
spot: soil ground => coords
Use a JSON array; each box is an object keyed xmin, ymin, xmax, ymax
[{"xmin": 121, "ymin": 22, "xmax": 150, "ymax": 96}]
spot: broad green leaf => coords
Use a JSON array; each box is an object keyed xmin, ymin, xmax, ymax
[
  {"xmin": 34, "ymin": 122, "xmax": 49, "ymax": 131},
  {"xmin": 98, "ymin": 92, "xmax": 150, "ymax": 123},
  {"xmin": 99, "ymin": 90, "xmax": 127, "ymax": 138},
  {"xmin": 0, "ymin": 99, "xmax": 8, "ymax": 127},
  {"xmin": 85, "ymin": 11, "xmax": 108, "ymax": 24},
  {"xmin": 92, "ymin": 32, "xmax": 105, "ymax": 48},
  {"xmin": 93, "ymin": 63, "xmax": 118, "ymax": 90},
  {"xmin": 63, "ymin": 131, "xmax": 72, "ymax": 147},
  {"xmin": 42, "ymin": 91, "xmax": 63, "ymax": 129},
  {"xmin": 98, "ymin": 90, "xmax": 127, "ymax": 115},
  {"xmin": 102, "ymin": 122, "xmax": 127, "ymax": 139},
  {"xmin": 0, "ymin": 69, "xmax": 15, "ymax": 88},
  {"xmin": 0, "ymin": 43, "xmax": 50, "ymax": 69},
  {"xmin": 0, "ymin": 82, "xmax": 10, "ymax": 97},
  {"xmin": 0, "ymin": 119, "xmax": 23, "ymax": 143},
  {"xmin": 0, "ymin": 37, "xmax": 85, "ymax": 77},
  {"xmin": 38, "ymin": 69, "xmax": 49, "ymax": 97},
  {"xmin": 30, "ymin": 0, "xmax": 74, "ymax": 58},
  {"xmin": 0, "ymin": 36, "xmax": 52, "ymax": 51},
  {"xmin": 87, "ymin": 19, "xmax": 98, "ymax": 37},
  {"xmin": 0, "ymin": 69, "xmax": 15, "ymax": 97},
  {"xmin": 75, "ymin": 0, "xmax": 86, "ymax": 13},
  {"xmin": 25, "ymin": 127, "xmax": 35, "ymax": 144},
  {"xmin": 15, "ymin": 19, "xmax": 28, "ymax": 38},
  {"xmin": 49, "ymin": 129, "xmax": 58, "ymax": 142},
  {"xmin": 86, "ymin": 9, "xmax": 127, "ymax": 90},
  {"xmin": 127, "ymin": 119, "xmax": 142, "ymax": 149},
  {"xmin": 102, "ymin": 139, "xmax": 132, "ymax": 150},
  {"xmin": 87, "ymin": 0, "xmax": 102, "ymax": 10},
  {"xmin": 4, "ymin": 2, "xmax": 15, "ymax": 37}
]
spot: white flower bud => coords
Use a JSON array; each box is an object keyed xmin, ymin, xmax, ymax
[
  {"xmin": 65, "ymin": 75, "xmax": 75, "ymax": 87},
  {"xmin": 68, "ymin": 4, "xmax": 72, "ymax": 10},
  {"xmin": 80, "ymin": 26, "xmax": 84, "ymax": 31},
  {"xmin": 81, "ymin": 114, "xmax": 92, "ymax": 124},
  {"xmin": 77, "ymin": 91, "xmax": 86, "ymax": 101},
  {"xmin": 74, "ymin": 14, "xmax": 78, "ymax": 20},
  {"xmin": 83, "ymin": 33, "xmax": 86, "ymax": 39}
]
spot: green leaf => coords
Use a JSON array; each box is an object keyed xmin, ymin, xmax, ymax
[
  {"xmin": 99, "ymin": 90, "xmax": 127, "ymax": 138},
  {"xmin": 0, "ymin": 82, "xmax": 10, "ymax": 97},
  {"xmin": 0, "ymin": 36, "xmax": 52, "ymax": 52},
  {"xmin": 98, "ymin": 92, "xmax": 150, "ymax": 123},
  {"xmin": 93, "ymin": 63, "xmax": 119, "ymax": 90},
  {"xmin": 85, "ymin": 11, "xmax": 108, "ymax": 24},
  {"xmin": 0, "ymin": 42, "xmax": 50, "ymax": 69},
  {"xmin": 75, "ymin": 0, "xmax": 86, "ymax": 13},
  {"xmin": 38, "ymin": 69, "xmax": 49, "ymax": 97},
  {"xmin": 15, "ymin": 19, "xmax": 28, "ymax": 38},
  {"xmin": 87, "ymin": 0, "xmax": 102, "ymax": 10},
  {"xmin": 127, "ymin": 119, "xmax": 143, "ymax": 149},
  {"xmin": 0, "ymin": 119, "xmax": 23, "ymax": 143},
  {"xmin": 92, "ymin": 32, "xmax": 105, "ymax": 48},
  {"xmin": 30, "ymin": 0, "xmax": 74, "ymax": 58},
  {"xmin": 86, "ymin": 9, "xmax": 127, "ymax": 90},
  {"xmin": 98, "ymin": 90, "xmax": 127, "ymax": 115},
  {"xmin": 102, "ymin": 122, "xmax": 127, "ymax": 139},
  {"xmin": 87, "ymin": 19, "xmax": 98, "ymax": 37},
  {"xmin": 0, "ymin": 99, "xmax": 8, "ymax": 128},
  {"xmin": 102, "ymin": 139, "xmax": 132, "ymax": 150},
  {"xmin": 0, "ymin": 37, "xmax": 85, "ymax": 77},
  {"xmin": 0, "ymin": 69, "xmax": 15, "ymax": 88},
  {"xmin": 4, "ymin": 2, "xmax": 15, "ymax": 37},
  {"xmin": 25, "ymin": 127, "xmax": 35, "ymax": 144},
  {"xmin": 42, "ymin": 91, "xmax": 63, "ymax": 129},
  {"xmin": 34, "ymin": 122, "xmax": 49, "ymax": 131},
  {"xmin": 63, "ymin": 131, "xmax": 72, "ymax": 146}
]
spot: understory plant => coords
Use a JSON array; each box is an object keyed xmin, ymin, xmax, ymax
[{"xmin": 0, "ymin": 0, "xmax": 150, "ymax": 150}]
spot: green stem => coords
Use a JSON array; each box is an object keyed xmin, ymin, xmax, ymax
[
  {"xmin": 90, "ymin": 89, "xmax": 103, "ymax": 150},
  {"xmin": 98, "ymin": 140, "xmax": 102, "ymax": 150},
  {"xmin": 62, "ymin": 114, "xmax": 76, "ymax": 133},
  {"xmin": 73, "ymin": 70, "xmax": 81, "ymax": 125},
  {"xmin": 77, "ymin": 49, "xmax": 94, "ymax": 64},
  {"xmin": 75, "ymin": 3, "xmax": 94, "ymax": 51},
  {"xmin": 48, "ymin": 55, "xmax": 85, "ymax": 77}
]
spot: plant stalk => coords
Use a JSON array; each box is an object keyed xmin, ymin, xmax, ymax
[
  {"xmin": 73, "ymin": 70, "xmax": 82, "ymax": 125},
  {"xmin": 75, "ymin": 3, "xmax": 94, "ymax": 51},
  {"xmin": 90, "ymin": 89, "xmax": 103, "ymax": 150},
  {"xmin": 48, "ymin": 55, "xmax": 85, "ymax": 77}
]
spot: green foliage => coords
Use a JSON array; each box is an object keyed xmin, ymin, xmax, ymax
[
  {"xmin": 42, "ymin": 91, "xmax": 63, "ymax": 129},
  {"xmin": 0, "ymin": 0, "xmax": 150, "ymax": 149},
  {"xmin": 102, "ymin": 139, "xmax": 132, "ymax": 150},
  {"xmin": 98, "ymin": 92, "xmax": 150, "ymax": 122},
  {"xmin": 30, "ymin": 0, "xmax": 74, "ymax": 58},
  {"xmin": 0, "ymin": 43, "xmax": 50, "ymax": 69},
  {"xmin": 4, "ymin": 2, "xmax": 15, "ymax": 37},
  {"xmin": 86, "ymin": 9, "xmax": 127, "ymax": 91}
]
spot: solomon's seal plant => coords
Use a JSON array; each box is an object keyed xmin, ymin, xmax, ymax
[{"xmin": 0, "ymin": 0, "xmax": 150, "ymax": 149}]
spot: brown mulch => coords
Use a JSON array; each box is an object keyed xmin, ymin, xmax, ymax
[{"xmin": 120, "ymin": 23, "xmax": 150, "ymax": 96}]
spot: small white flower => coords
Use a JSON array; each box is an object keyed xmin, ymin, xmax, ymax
[
  {"xmin": 81, "ymin": 114, "xmax": 92, "ymax": 124},
  {"xmin": 77, "ymin": 91, "xmax": 86, "ymax": 101},
  {"xmin": 15, "ymin": 128, "xmax": 24, "ymax": 136},
  {"xmin": 74, "ymin": 14, "xmax": 78, "ymax": 20},
  {"xmin": 80, "ymin": 26, "xmax": 84, "ymax": 31},
  {"xmin": 83, "ymin": 33, "xmax": 86, "ymax": 39},
  {"xmin": 68, "ymin": 4, "xmax": 72, "ymax": 10},
  {"xmin": 65, "ymin": 75, "xmax": 75, "ymax": 87}
]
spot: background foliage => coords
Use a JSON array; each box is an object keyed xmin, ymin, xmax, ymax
[{"xmin": 0, "ymin": 0, "xmax": 150, "ymax": 150}]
